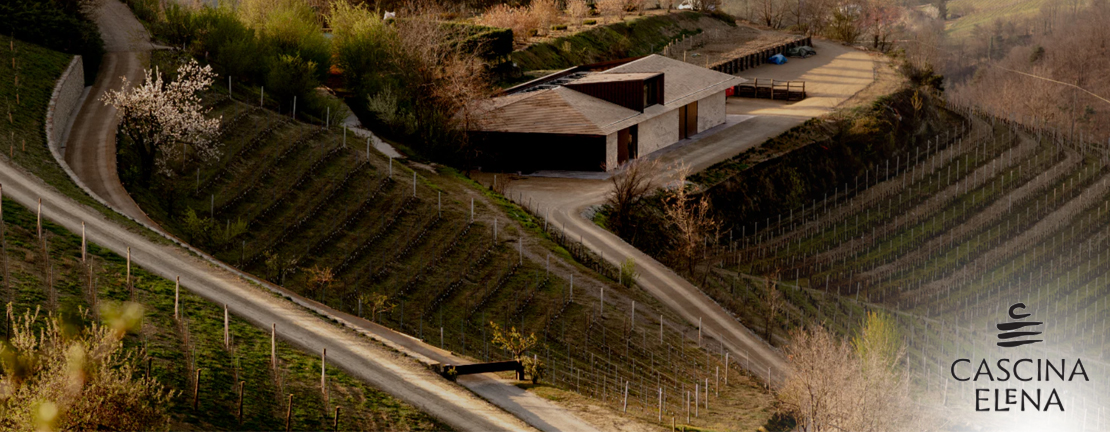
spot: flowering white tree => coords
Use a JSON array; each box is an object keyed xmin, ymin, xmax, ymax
[{"xmin": 101, "ymin": 59, "xmax": 221, "ymax": 185}]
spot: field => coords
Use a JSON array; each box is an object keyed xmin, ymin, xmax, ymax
[
  {"xmin": 703, "ymin": 101, "xmax": 1110, "ymax": 428},
  {"xmin": 0, "ymin": 195, "xmax": 447, "ymax": 430},
  {"xmin": 122, "ymin": 53, "xmax": 782, "ymax": 430},
  {"xmin": 944, "ymin": 0, "xmax": 1049, "ymax": 39}
]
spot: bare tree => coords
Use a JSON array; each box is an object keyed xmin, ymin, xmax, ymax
[
  {"xmin": 606, "ymin": 158, "xmax": 659, "ymax": 238},
  {"xmin": 762, "ymin": 273, "xmax": 784, "ymax": 344},
  {"xmin": 662, "ymin": 166, "xmax": 718, "ymax": 274},
  {"xmin": 360, "ymin": 292, "xmax": 395, "ymax": 322},
  {"xmin": 779, "ymin": 312, "xmax": 926, "ymax": 432}
]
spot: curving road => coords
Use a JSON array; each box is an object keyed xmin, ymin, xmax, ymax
[
  {"xmin": 51, "ymin": 1, "xmax": 597, "ymax": 431},
  {"xmin": 507, "ymin": 40, "xmax": 880, "ymax": 386},
  {"xmin": 64, "ymin": 0, "xmax": 156, "ymax": 226}
]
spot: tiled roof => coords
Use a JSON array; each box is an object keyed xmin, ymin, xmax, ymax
[
  {"xmin": 472, "ymin": 86, "xmax": 641, "ymax": 135},
  {"xmin": 470, "ymin": 55, "xmax": 743, "ymax": 135},
  {"xmin": 602, "ymin": 54, "xmax": 741, "ymax": 105}
]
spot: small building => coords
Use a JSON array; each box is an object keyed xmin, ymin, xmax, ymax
[{"xmin": 469, "ymin": 55, "xmax": 744, "ymax": 172}]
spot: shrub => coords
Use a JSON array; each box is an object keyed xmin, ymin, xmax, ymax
[
  {"xmin": 0, "ymin": 306, "xmax": 175, "ymax": 431},
  {"xmin": 583, "ymin": 18, "xmax": 597, "ymax": 25},
  {"xmin": 566, "ymin": 0, "xmax": 591, "ymax": 19},
  {"xmin": 528, "ymin": 0, "xmax": 563, "ymax": 29},
  {"xmin": 596, "ymin": 0, "xmax": 625, "ymax": 20},
  {"xmin": 479, "ymin": 4, "xmax": 540, "ymax": 43},
  {"xmin": 265, "ymin": 54, "xmax": 320, "ymax": 111},
  {"xmin": 552, "ymin": 24, "xmax": 568, "ymax": 30}
]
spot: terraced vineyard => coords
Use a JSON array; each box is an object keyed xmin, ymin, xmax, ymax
[
  {"xmin": 0, "ymin": 196, "xmax": 445, "ymax": 430},
  {"xmin": 707, "ymin": 106, "xmax": 1110, "ymax": 429},
  {"xmin": 128, "ymin": 94, "xmax": 780, "ymax": 429}
]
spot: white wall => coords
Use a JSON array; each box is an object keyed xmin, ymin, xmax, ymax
[
  {"xmin": 637, "ymin": 109, "xmax": 679, "ymax": 157},
  {"xmin": 46, "ymin": 56, "xmax": 84, "ymax": 156},
  {"xmin": 696, "ymin": 91, "xmax": 726, "ymax": 133}
]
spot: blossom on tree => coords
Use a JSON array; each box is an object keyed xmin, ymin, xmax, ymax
[{"xmin": 101, "ymin": 59, "xmax": 221, "ymax": 184}]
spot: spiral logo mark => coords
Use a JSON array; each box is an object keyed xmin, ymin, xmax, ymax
[{"xmin": 996, "ymin": 303, "xmax": 1043, "ymax": 348}]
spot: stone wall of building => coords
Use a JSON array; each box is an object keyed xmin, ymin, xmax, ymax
[
  {"xmin": 696, "ymin": 91, "xmax": 726, "ymax": 133},
  {"xmin": 637, "ymin": 109, "xmax": 679, "ymax": 157}
]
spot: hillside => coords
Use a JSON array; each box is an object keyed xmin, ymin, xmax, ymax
[
  {"xmin": 509, "ymin": 11, "xmax": 739, "ymax": 72},
  {"xmin": 0, "ymin": 195, "xmax": 446, "ymax": 430},
  {"xmin": 698, "ymin": 96, "xmax": 1109, "ymax": 426},
  {"xmin": 121, "ymin": 53, "xmax": 781, "ymax": 430},
  {"xmin": 944, "ymin": 0, "xmax": 1048, "ymax": 39}
]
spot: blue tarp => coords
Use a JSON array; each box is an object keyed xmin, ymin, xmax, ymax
[{"xmin": 769, "ymin": 54, "xmax": 788, "ymax": 65}]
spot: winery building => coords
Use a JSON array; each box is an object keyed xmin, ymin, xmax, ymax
[{"xmin": 469, "ymin": 55, "xmax": 743, "ymax": 172}]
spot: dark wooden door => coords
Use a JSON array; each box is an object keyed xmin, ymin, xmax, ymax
[
  {"xmin": 617, "ymin": 128, "xmax": 630, "ymax": 164},
  {"xmin": 678, "ymin": 106, "xmax": 688, "ymax": 139},
  {"xmin": 685, "ymin": 101, "xmax": 699, "ymax": 137}
]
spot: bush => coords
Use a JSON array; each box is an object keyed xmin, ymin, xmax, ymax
[
  {"xmin": 479, "ymin": 4, "xmax": 540, "ymax": 43},
  {"xmin": 0, "ymin": 0, "xmax": 104, "ymax": 85},
  {"xmin": 265, "ymin": 54, "xmax": 319, "ymax": 111},
  {"xmin": 552, "ymin": 24, "xmax": 568, "ymax": 30},
  {"xmin": 583, "ymin": 19, "xmax": 597, "ymax": 25}
]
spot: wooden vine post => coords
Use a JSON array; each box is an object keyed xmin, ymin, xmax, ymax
[
  {"xmin": 285, "ymin": 394, "xmax": 294, "ymax": 432},
  {"xmin": 192, "ymin": 368, "xmax": 203, "ymax": 409}
]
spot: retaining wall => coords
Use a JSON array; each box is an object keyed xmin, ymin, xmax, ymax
[{"xmin": 45, "ymin": 55, "xmax": 85, "ymax": 157}]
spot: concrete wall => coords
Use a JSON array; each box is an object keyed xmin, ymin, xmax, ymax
[
  {"xmin": 696, "ymin": 91, "xmax": 726, "ymax": 133},
  {"xmin": 637, "ymin": 109, "xmax": 679, "ymax": 157},
  {"xmin": 605, "ymin": 132, "xmax": 618, "ymax": 170},
  {"xmin": 45, "ymin": 56, "xmax": 85, "ymax": 158}
]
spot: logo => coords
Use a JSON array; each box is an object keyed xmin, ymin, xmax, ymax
[{"xmin": 995, "ymin": 303, "xmax": 1043, "ymax": 348}]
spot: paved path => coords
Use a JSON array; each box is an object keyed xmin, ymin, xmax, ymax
[
  {"xmin": 506, "ymin": 40, "xmax": 879, "ymax": 386},
  {"xmin": 0, "ymin": 159, "xmax": 534, "ymax": 431},
  {"xmin": 64, "ymin": 0, "xmax": 155, "ymax": 226},
  {"xmin": 50, "ymin": 1, "xmax": 597, "ymax": 430}
]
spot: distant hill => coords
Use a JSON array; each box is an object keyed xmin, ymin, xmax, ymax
[{"xmin": 944, "ymin": 0, "xmax": 1048, "ymax": 39}]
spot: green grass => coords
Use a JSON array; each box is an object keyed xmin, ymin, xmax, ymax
[
  {"xmin": 509, "ymin": 11, "xmax": 726, "ymax": 72},
  {"xmin": 945, "ymin": 0, "xmax": 1048, "ymax": 39},
  {"xmin": 0, "ymin": 36, "xmax": 155, "ymax": 239},
  {"xmin": 0, "ymin": 196, "xmax": 448, "ymax": 430}
]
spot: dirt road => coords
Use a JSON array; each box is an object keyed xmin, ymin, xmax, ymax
[
  {"xmin": 64, "ymin": 0, "xmax": 155, "ymax": 225},
  {"xmin": 505, "ymin": 40, "xmax": 880, "ymax": 385}
]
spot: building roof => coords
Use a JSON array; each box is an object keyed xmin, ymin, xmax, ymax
[
  {"xmin": 470, "ymin": 55, "xmax": 744, "ymax": 136},
  {"xmin": 601, "ymin": 55, "xmax": 740, "ymax": 105},
  {"xmin": 471, "ymin": 86, "xmax": 641, "ymax": 135},
  {"xmin": 569, "ymin": 72, "xmax": 662, "ymax": 85}
]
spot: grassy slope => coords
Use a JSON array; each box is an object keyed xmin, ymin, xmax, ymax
[
  {"xmin": 0, "ymin": 196, "xmax": 447, "ymax": 430},
  {"xmin": 945, "ymin": 0, "xmax": 1047, "ymax": 39},
  {"xmin": 509, "ymin": 11, "xmax": 723, "ymax": 71},
  {"xmin": 122, "ymin": 62, "xmax": 779, "ymax": 431},
  {"xmin": 0, "ymin": 36, "xmax": 152, "ymax": 238}
]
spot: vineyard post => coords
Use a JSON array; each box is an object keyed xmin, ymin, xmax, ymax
[
  {"xmin": 698, "ymin": 317, "xmax": 702, "ymax": 347},
  {"xmin": 343, "ymin": 125, "xmax": 346, "ymax": 147},
  {"xmin": 658, "ymin": 387, "xmax": 663, "ymax": 421},
  {"xmin": 694, "ymin": 383, "xmax": 698, "ymax": 417},
  {"xmin": 36, "ymin": 198, "xmax": 41, "ymax": 238},
  {"xmin": 518, "ymin": 237, "xmax": 523, "ymax": 265},
  {"xmin": 470, "ymin": 198, "xmax": 474, "ymax": 222},
  {"xmin": 660, "ymin": 315, "xmax": 663, "ymax": 343},
  {"xmin": 570, "ymin": 275, "xmax": 573, "ymax": 297},
  {"xmin": 438, "ymin": 191, "xmax": 441, "ymax": 217},
  {"xmin": 260, "ymin": 86, "xmax": 264, "ymax": 107},
  {"xmin": 413, "ymin": 171, "xmax": 416, "ymax": 197},
  {"xmin": 292, "ymin": 96, "xmax": 296, "ymax": 121},
  {"xmin": 81, "ymin": 222, "xmax": 85, "ymax": 263},
  {"xmin": 333, "ymin": 406, "xmax": 341, "ymax": 431},
  {"xmin": 365, "ymin": 138, "xmax": 370, "ymax": 160},
  {"xmin": 724, "ymin": 352, "xmax": 729, "ymax": 385},
  {"xmin": 600, "ymin": 287, "xmax": 604, "ymax": 317},
  {"xmin": 494, "ymin": 218, "xmax": 498, "ymax": 241},
  {"xmin": 271, "ymin": 323, "xmax": 277, "ymax": 370},
  {"xmin": 389, "ymin": 157, "xmax": 393, "ymax": 178},
  {"xmin": 174, "ymin": 277, "xmax": 180, "ymax": 319},
  {"xmin": 622, "ymin": 380, "xmax": 628, "ymax": 412},
  {"xmin": 704, "ymin": 378, "xmax": 709, "ymax": 410},
  {"xmin": 210, "ymin": 194, "xmax": 214, "ymax": 218},
  {"xmin": 224, "ymin": 304, "xmax": 229, "ymax": 349},
  {"xmin": 631, "ymin": 301, "xmax": 635, "ymax": 324},
  {"xmin": 193, "ymin": 368, "xmax": 202, "ymax": 409},
  {"xmin": 228, "ymin": 75, "xmax": 231, "ymax": 98},
  {"xmin": 321, "ymin": 348, "xmax": 327, "ymax": 399},
  {"xmin": 285, "ymin": 394, "xmax": 293, "ymax": 432},
  {"xmin": 715, "ymin": 367, "xmax": 719, "ymax": 396},
  {"xmin": 237, "ymin": 381, "xmax": 245, "ymax": 424}
]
